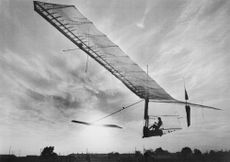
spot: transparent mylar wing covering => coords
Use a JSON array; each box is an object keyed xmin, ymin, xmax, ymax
[{"xmin": 33, "ymin": 1, "xmax": 176, "ymax": 100}]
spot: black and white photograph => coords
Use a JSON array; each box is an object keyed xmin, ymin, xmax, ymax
[{"xmin": 0, "ymin": 0, "xmax": 230, "ymax": 161}]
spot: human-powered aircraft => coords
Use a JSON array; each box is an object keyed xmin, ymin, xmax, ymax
[{"xmin": 33, "ymin": 1, "xmax": 221, "ymax": 138}]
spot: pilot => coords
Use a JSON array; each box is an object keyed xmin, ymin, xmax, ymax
[{"xmin": 149, "ymin": 117, "xmax": 162, "ymax": 131}]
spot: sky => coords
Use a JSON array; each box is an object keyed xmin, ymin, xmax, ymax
[{"xmin": 0, "ymin": 0, "xmax": 230, "ymax": 156}]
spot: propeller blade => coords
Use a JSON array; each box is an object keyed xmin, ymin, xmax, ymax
[
  {"xmin": 71, "ymin": 120, "xmax": 122, "ymax": 129},
  {"xmin": 184, "ymin": 87, "xmax": 191, "ymax": 127},
  {"xmin": 185, "ymin": 105, "xmax": 191, "ymax": 127},
  {"xmin": 185, "ymin": 89, "xmax": 189, "ymax": 100}
]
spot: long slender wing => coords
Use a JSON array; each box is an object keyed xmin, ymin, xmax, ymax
[
  {"xmin": 33, "ymin": 1, "xmax": 174, "ymax": 101},
  {"xmin": 33, "ymin": 1, "xmax": 220, "ymax": 110}
]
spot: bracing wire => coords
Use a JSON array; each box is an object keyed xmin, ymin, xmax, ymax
[
  {"xmin": 85, "ymin": 26, "xmax": 90, "ymax": 73},
  {"xmin": 92, "ymin": 100, "xmax": 144, "ymax": 123},
  {"xmin": 62, "ymin": 48, "xmax": 79, "ymax": 52}
]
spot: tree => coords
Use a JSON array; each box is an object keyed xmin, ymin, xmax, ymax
[
  {"xmin": 181, "ymin": 147, "xmax": 192, "ymax": 158},
  {"xmin": 193, "ymin": 149, "xmax": 203, "ymax": 161},
  {"xmin": 194, "ymin": 149, "xmax": 202, "ymax": 156},
  {"xmin": 135, "ymin": 151, "xmax": 143, "ymax": 162},
  {"xmin": 40, "ymin": 146, "xmax": 57, "ymax": 158},
  {"xmin": 135, "ymin": 151, "xmax": 142, "ymax": 157},
  {"xmin": 85, "ymin": 154, "xmax": 91, "ymax": 162},
  {"xmin": 108, "ymin": 152, "xmax": 120, "ymax": 159},
  {"xmin": 155, "ymin": 147, "xmax": 169, "ymax": 155}
]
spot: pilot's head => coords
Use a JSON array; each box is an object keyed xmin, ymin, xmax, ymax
[{"xmin": 158, "ymin": 117, "xmax": 161, "ymax": 121}]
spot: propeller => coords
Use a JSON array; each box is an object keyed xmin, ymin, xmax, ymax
[
  {"xmin": 185, "ymin": 87, "xmax": 191, "ymax": 127},
  {"xmin": 71, "ymin": 120, "xmax": 122, "ymax": 129}
]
